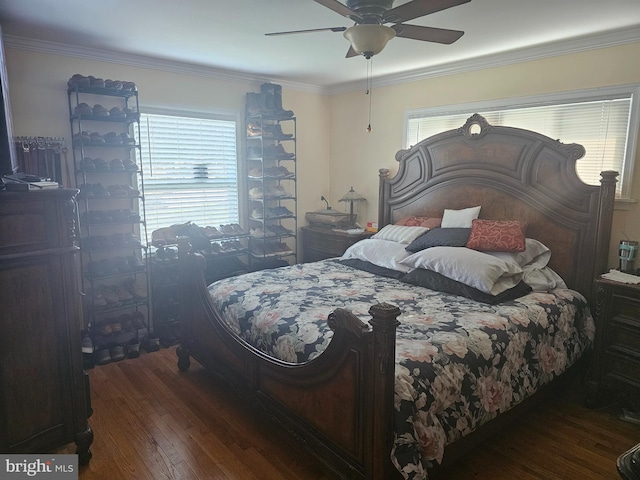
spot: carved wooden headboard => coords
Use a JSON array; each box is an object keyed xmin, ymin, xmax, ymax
[{"xmin": 378, "ymin": 114, "xmax": 617, "ymax": 301}]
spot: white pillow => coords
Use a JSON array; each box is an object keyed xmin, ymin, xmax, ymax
[
  {"xmin": 400, "ymin": 246, "xmax": 523, "ymax": 295},
  {"xmin": 341, "ymin": 238, "xmax": 413, "ymax": 272},
  {"xmin": 523, "ymin": 265, "xmax": 567, "ymax": 291},
  {"xmin": 372, "ymin": 225, "xmax": 429, "ymax": 244},
  {"xmin": 441, "ymin": 206, "xmax": 481, "ymax": 228},
  {"xmin": 487, "ymin": 238, "xmax": 551, "ymax": 268}
]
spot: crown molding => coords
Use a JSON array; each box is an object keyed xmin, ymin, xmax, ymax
[
  {"xmin": 4, "ymin": 26, "xmax": 639, "ymax": 97},
  {"xmin": 328, "ymin": 26, "xmax": 640, "ymax": 94},
  {"xmin": 2, "ymin": 34, "xmax": 330, "ymax": 95}
]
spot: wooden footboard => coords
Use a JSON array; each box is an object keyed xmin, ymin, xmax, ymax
[{"xmin": 177, "ymin": 246, "xmax": 402, "ymax": 480}]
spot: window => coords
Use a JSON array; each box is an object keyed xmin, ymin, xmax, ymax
[
  {"xmin": 405, "ymin": 85, "xmax": 640, "ymax": 198},
  {"xmin": 136, "ymin": 109, "xmax": 241, "ymax": 234}
]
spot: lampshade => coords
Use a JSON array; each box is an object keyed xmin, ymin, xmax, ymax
[
  {"xmin": 339, "ymin": 187, "xmax": 366, "ymax": 225},
  {"xmin": 339, "ymin": 187, "xmax": 366, "ymax": 203},
  {"xmin": 343, "ymin": 24, "xmax": 396, "ymax": 59}
]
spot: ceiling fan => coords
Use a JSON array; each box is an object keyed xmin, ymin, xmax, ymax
[{"xmin": 266, "ymin": 0, "xmax": 470, "ymax": 59}]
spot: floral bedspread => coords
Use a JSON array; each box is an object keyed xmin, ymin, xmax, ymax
[{"xmin": 207, "ymin": 259, "xmax": 595, "ymax": 480}]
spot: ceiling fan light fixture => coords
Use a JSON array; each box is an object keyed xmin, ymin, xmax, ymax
[{"xmin": 343, "ymin": 24, "xmax": 395, "ymax": 58}]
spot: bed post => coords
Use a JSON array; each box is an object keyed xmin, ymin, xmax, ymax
[
  {"xmin": 368, "ymin": 302, "xmax": 401, "ymax": 480},
  {"xmin": 594, "ymin": 170, "xmax": 618, "ymax": 286},
  {"xmin": 378, "ymin": 168, "xmax": 391, "ymax": 228}
]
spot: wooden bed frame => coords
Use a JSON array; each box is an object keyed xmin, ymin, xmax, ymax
[{"xmin": 177, "ymin": 114, "xmax": 617, "ymax": 480}]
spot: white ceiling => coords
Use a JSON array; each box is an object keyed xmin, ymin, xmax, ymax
[{"xmin": 1, "ymin": 0, "xmax": 639, "ymax": 90}]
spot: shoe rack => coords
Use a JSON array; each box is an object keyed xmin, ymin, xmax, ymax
[
  {"xmin": 245, "ymin": 83, "xmax": 297, "ymax": 270},
  {"xmin": 150, "ymin": 222, "xmax": 251, "ymax": 347},
  {"xmin": 67, "ymin": 74, "xmax": 151, "ymax": 366}
]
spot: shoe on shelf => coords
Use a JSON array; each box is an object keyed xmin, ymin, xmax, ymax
[
  {"xmin": 131, "ymin": 311, "xmax": 147, "ymax": 330},
  {"xmin": 116, "ymin": 279, "xmax": 138, "ymax": 302},
  {"xmin": 125, "ymin": 339, "xmax": 140, "ymax": 359},
  {"xmin": 94, "ymin": 348, "xmax": 111, "ymax": 366},
  {"xmin": 248, "ymin": 167, "xmax": 263, "ymax": 178},
  {"xmin": 260, "ymin": 83, "xmax": 294, "ymax": 118},
  {"xmin": 105, "ymin": 79, "xmax": 123, "ymax": 90},
  {"xmin": 91, "ymin": 288, "xmax": 107, "ymax": 307},
  {"xmin": 122, "ymin": 81, "xmax": 137, "ymax": 92},
  {"xmin": 98, "ymin": 285, "xmax": 120, "ymax": 305},
  {"xmin": 263, "ymin": 123, "xmax": 293, "ymax": 140},
  {"xmin": 93, "ymin": 158, "xmax": 109, "ymax": 171},
  {"xmin": 109, "ymin": 106, "xmax": 126, "ymax": 118},
  {"xmin": 127, "ymin": 255, "xmax": 144, "ymax": 270},
  {"xmin": 119, "ymin": 132, "xmax": 135, "ymax": 145},
  {"xmin": 95, "ymin": 321, "xmax": 113, "ymax": 337},
  {"xmin": 80, "ymin": 158, "xmax": 96, "ymax": 171},
  {"xmin": 203, "ymin": 226, "xmax": 222, "ymax": 238},
  {"xmin": 164, "ymin": 247, "xmax": 178, "ymax": 260},
  {"xmin": 93, "ymin": 183, "xmax": 109, "ymax": 197},
  {"xmin": 74, "ymin": 103, "xmax": 92, "ymax": 116},
  {"xmin": 93, "ymin": 104, "xmax": 109, "ymax": 117},
  {"xmin": 90, "ymin": 132, "xmax": 105, "ymax": 144},
  {"xmin": 250, "ymin": 227, "xmax": 265, "ymax": 237},
  {"xmin": 272, "ymin": 206, "xmax": 293, "ymax": 217},
  {"xmin": 119, "ymin": 313, "xmax": 134, "ymax": 332},
  {"xmin": 122, "ymin": 184, "xmax": 140, "ymax": 197},
  {"xmin": 110, "ymin": 320, "xmax": 122, "ymax": 334},
  {"xmin": 266, "ymin": 185, "xmax": 288, "ymax": 198},
  {"xmin": 68, "ymin": 73, "xmax": 90, "ymax": 88},
  {"xmin": 123, "ymin": 158, "xmax": 138, "ymax": 171},
  {"xmin": 81, "ymin": 332, "xmax": 94, "ymax": 354},
  {"xmin": 246, "ymin": 121, "xmax": 262, "ymax": 136},
  {"xmin": 230, "ymin": 223, "xmax": 245, "ymax": 234},
  {"xmin": 114, "ymin": 256, "xmax": 130, "ymax": 273},
  {"xmin": 123, "ymin": 233, "xmax": 141, "ymax": 246},
  {"xmin": 143, "ymin": 334, "xmax": 160, "ymax": 353},
  {"xmin": 104, "ymin": 132, "xmax": 122, "ymax": 145},
  {"xmin": 248, "ymin": 187, "xmax": 263, "ymax": 199},
  {"xmin": 89, "ymin": 76, "xmax": 105, "ymax": 88},
  {"xmin": 110, "ymin": 344, "xmax": 126, "ymax": 362},
  {"xmin": 110, "ymin": 158, "xmax": 125, "ymax": 171},
  {"xmin": 277, "ymin": 242, "xmax": 293, "ymax": 253}
]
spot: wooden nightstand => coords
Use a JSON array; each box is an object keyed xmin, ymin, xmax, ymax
[
  {"xmin": 588, "ymin": 277, "xmax": 640, "ymax": 410},
  {"xmin": 301, "ymin": 225, "xmax": 372, "ymax": 262}
]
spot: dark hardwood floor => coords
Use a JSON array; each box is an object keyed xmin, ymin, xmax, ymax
[{"xmin": 56, "ymin": 346, "xmax": 639, "ymax": 480}]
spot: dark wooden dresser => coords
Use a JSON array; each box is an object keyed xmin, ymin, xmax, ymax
[
  {"xmin": 588, "ymin": 277, "xmax": 640, "ymax": 410},
  {"xmin": 301, "ymin": 225, "xmax": 372, "ymax": 262},
  {"xmin": 0, "ymin": 188, "xmax": 93, "ymax": 463}
]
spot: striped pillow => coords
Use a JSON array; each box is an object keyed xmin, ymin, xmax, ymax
[{"xmin": 372, "ymin": 225, "xmax": 428, "ymax": 244}]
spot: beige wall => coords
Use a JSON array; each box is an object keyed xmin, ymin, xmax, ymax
[
  {"xmin": 329, "ymin": 42, "xmax": 640, "ymax": 269},
  {"xmin": 5, "ymin": 41, "xmax": 640, "ymax": 268},
  {"xmin": 4, "ymin": 47, "xmax": 332, "ymax": 253}
]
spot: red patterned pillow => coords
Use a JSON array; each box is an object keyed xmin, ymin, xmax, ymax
[
  {"xmin": 466, "ymin": 219, "xmax": 526, "ymax": 252},
  {"xmin": 396, "ymin": 216, "xmax": 442, "ymax": 229}
]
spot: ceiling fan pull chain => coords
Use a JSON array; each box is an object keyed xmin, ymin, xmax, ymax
[{"xmin": 366, "ymin": 57, "xmax": 373, "ymax": 133}]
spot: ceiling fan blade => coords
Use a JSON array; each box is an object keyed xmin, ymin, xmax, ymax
[
  {"xmin": 391, "ymin": 23, "xmax": 464, "ymax": 44},
  {"xmin": 384, "ymin": 0, "xmax": 471, "ymax": 24},
  {"xmin": 313, "ymin": 0, "xmax": 362, "ymax": 21},
  {"xmin": 345, "ymin": 45, "xmax": 359, "ymax": 58},
  {"xmin": 265, "ymin": 26, "xmax": 347, "ymax": 36}
]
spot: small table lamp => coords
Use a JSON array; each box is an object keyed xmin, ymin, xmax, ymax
[{"xmin": 339, "ymin": 187, "xmax": 366, "ymax": 226}]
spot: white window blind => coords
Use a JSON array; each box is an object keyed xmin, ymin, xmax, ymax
[
  {"xmin": 136, "ymin": 112, "xmax": 240, "ymax": 234},
  {"xmin": 406, "ymin": 88, "xmax": 638, "ymax": 198}
]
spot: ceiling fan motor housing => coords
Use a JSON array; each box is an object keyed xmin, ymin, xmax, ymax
[{"xmin": 346, "ymin": 0, "xmax": 394, "ymax": 21}]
